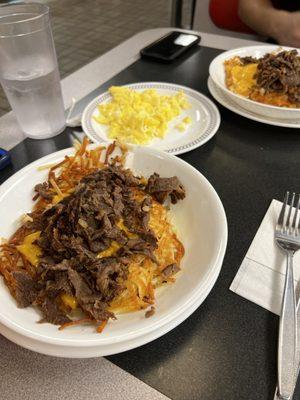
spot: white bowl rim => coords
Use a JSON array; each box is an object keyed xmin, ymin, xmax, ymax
[
  {"xmin": 0, "ymin": 254, "xmax": 224, "ymax": 358},
  {"xmin": 0, "ymin": 145, "xmax": 228, "ymax": 347},
  {"xmin": 207, "ymin": 76, "xmax": 300, "ymax": 129},
  {"xmin": 209, "ymin": 44, "xmax": 300, "ymax": 113},
  {"xmin": 0, "ymin": 254, "xmax": 223, "ymax": 358}
]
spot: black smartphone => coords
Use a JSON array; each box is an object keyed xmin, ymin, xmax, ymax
[{"xmin": 140, "ymin": 31, "xmax": 201, "ymax": 63}]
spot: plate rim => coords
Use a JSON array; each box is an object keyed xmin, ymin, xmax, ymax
[
  {"xmin": 81, "ymin": 81, "xmax": 221, "ymax": 155},
  {"xmin": 0, "ymin": 145, "xmax": 227, "ymax": 348},
  {"xmin": 207, "ymin": 77, "xmax": 300, "ymax": 129}
]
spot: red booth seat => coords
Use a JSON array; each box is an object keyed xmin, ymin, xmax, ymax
[{"xmin": 209, "ymin": 0, "xmax": 255, "ymax": 34}]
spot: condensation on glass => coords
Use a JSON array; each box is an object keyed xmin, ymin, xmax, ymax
[{"xmin": 0, "ymin": 4, "xmax": 66, "ymax": 139}]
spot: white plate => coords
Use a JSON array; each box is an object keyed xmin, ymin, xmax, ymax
[
  {"xmin": 81, "ymin": 82, "xmax": 221, "ymax": 155},
  {"xmin": 209, "ymin": 45, "xmax": 300, "ymax": 120},
  {"xmin": 0, "ymin": 145, "xmax": 227, "ymax": 356},
  {"xmin": 208, "ymin": 77, "xmax": 300, "ymax": 129}
]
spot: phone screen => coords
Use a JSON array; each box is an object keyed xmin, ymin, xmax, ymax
[{"xmin": 141, "ymin": 32, "xmax": 200, "ymax": 61}]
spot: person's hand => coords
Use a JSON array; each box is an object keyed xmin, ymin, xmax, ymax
[{"xmin": 273, "ymin": 11, "xmax": 300, "ymax": 47}]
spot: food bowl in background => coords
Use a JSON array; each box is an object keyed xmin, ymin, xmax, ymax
[{"xmin": 209, "ymin": 45, "xmax": 300, "ymax": 120}]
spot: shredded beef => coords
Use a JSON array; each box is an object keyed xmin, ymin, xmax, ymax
[
  {"xmin": 145, "ymin": 306, "xmax": 155, "ymax": 318},
  {"xmin": 12, "ymin": 271, "xmax": 39, "ymax": 308},
  {"xmin": 39, "ymin": 297, "xmax": 71, "ymax": 325},
  {"xmin": 146, "ymin": 173, "xmax": 186, "ymax": 204},
  {"xmin": 240, "ymin": 56, "xmax": 258, "ymax": 65},
  {"xmin": 45, "ymin": 273, "xmax": 73, "ymax": 297},
  {"xmin": 12, "ymin": 163, "xmax": 185, "ymax": 327},
  {"xmin": 67, "ymin": 269, "xmax": 114, "ymax": 321},
  {"xmin": 161, "ymin": 263, "xmax": 180, "ymax": 278},
  {"xmin": 33, "ymin": 182, "xmax": 54, "ymax": 201},
  {"xmin": 255, "ymin": 50, "xmax": 300, "ymax": 105}
]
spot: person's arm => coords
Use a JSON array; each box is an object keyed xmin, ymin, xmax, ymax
[{"xmin": 238, "ymin": 0, "xmax": 300, "ymax": 47}]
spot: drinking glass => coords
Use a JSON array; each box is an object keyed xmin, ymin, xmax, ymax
[{"xmin": 0, "ymin": 3, "xmax": 66, "ymax": 139}]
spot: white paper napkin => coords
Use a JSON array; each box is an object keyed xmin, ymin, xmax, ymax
[{"xmin": 230, "ymin": 199, "xmax": 300, "ymax": 315}]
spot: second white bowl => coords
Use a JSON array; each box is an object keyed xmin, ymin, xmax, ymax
[{"xmin": 209, "ymin": 45, "xmax": 300, "ymax": 120}]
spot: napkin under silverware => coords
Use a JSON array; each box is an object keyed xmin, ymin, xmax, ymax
[
  {"xmin": 230, "ymin": 199, "xmax": 300, "ymax": 315},
  {"xmin": 230, "ymin": 199, "xmax": 300, "ymax": 399}
]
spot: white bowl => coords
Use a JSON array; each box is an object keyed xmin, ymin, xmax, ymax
[
  {"xmin": 209, "ymin": 45, "xmax": 300, "ymax": 120},
  {"xmin": 0, "ymin": 145, "xmax": 227, "ymax": 356}
]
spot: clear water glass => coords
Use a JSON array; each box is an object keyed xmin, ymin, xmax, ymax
[{"xmin": 0, "ymin": 3, "xmax": 66, "ymax": 139}]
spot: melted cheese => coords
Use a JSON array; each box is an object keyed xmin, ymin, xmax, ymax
[
  {"xmin": 61, "ymin": 294, "xmax": 78, "ymax": 310},
  {"xmin": 97, "ymin": 219, "xmax": 136, "ymax": 259},
  {"xmin": 224, "ymin": 57, "xmax": 258, "ymax": 97},
  {"xmin": 229, "ymin": 63, "xmax": 258, "ymax": 97},
  {"xmin": 98, "ymin": 240, "xmax": 120, "ymax": 258},
  {"xmin": 16, "ymin": 231, "xmax": 42, "ymax": 266},
  {"xmin": 116, "ymin": 219, "xmax": 137, "ymax": 239}
]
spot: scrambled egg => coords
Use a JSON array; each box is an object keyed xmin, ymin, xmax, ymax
[
  {"xmin": 176, "ymin": 116, "xmax": 192, "ymax": 132},
  {"xmin": 94, "ymin": 86, "xmax": 191, "ymax": 145}
]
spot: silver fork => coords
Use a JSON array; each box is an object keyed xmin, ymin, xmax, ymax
[{"xmin": 275, "ymin": 192, "xmax": 300, "ymax": 400}]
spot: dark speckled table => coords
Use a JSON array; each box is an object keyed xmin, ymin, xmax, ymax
[{"xmin": 1, "ymin": 45, "xmax": 300, "ymax": 400}]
